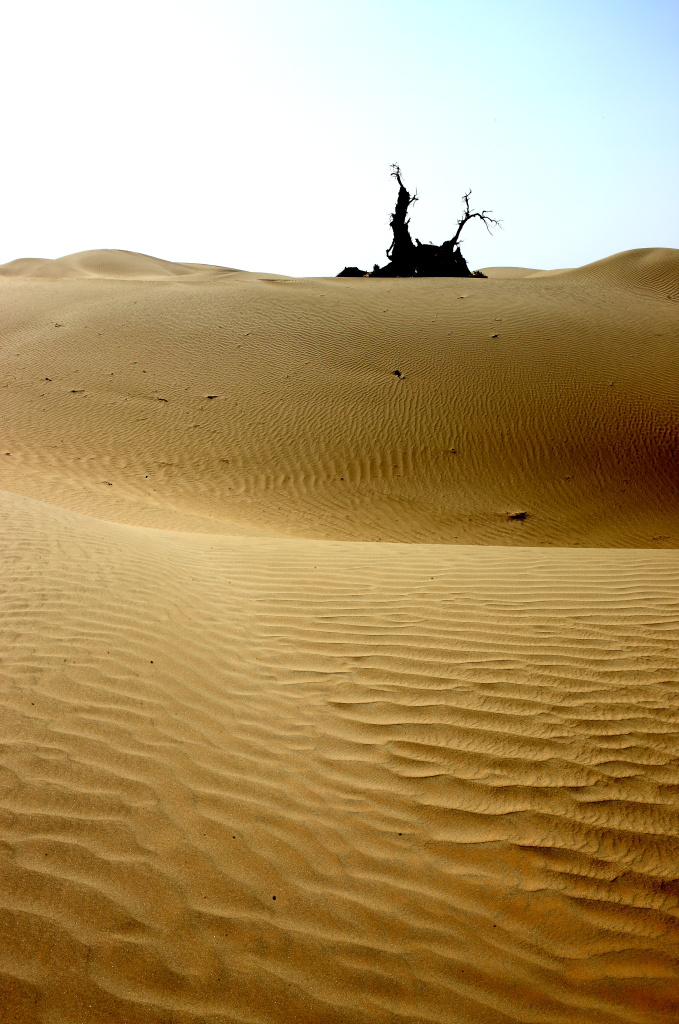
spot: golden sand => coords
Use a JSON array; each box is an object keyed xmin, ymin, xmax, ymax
[{"xmin": 1, "ymin": 247, "xmax": 678, "ymax": 1022}]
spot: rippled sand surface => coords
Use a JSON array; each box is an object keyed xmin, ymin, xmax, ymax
[{"xmin": 1, "ymin": 248, "xmax": 678, "ymax": 1022}]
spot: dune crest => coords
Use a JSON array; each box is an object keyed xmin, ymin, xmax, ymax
[
  {"xmin": 1, "ymin": 248, "xmax": 678, "ymax": 1023},
  {"xmin": 0, "ymin": 248, "xmax": 241, "ymax": 281},
  {"xmin": 563, "ymin": 247, "xmax": 679, "ymax": 298},
  {"xmin": 478, "ymin": 266, "xmax": 543, "ymax": 278}
]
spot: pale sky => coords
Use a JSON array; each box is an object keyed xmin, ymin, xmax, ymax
[{"xmin": 2, "ymin": 0, "xmax": 677, "ymax": 276}]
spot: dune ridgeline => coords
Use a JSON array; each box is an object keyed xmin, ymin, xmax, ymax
[{"xmin": 1, "ymin": 246, "xmax": 678, "ymax": 1023}]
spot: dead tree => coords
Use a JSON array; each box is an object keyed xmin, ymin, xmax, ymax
[
  {"xmin": 338, "ymin": 167, "xmax": 500, "ymax": 278},
  {"xmin": 385, "ymin": 164, "xmax": 418, "ymax": 274}
]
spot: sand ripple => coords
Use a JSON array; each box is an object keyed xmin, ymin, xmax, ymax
[
  {"xmin": 1, "ymin": 248, "xmax": 678, "ymax": 1022},
  {"xmin": 1, "ymin": 491, "xmax": 678, "ymax": 1022}
]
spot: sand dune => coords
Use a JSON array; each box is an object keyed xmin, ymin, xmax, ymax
[
  {"xmin": 0, "ymin": 249, "xmax": 243, "ymax": 281},
  {"xmin": 1, "ymin": 248, "xmax": 678, "ymax": 1023},
  {"xmin": 1, "ymin": 247, "xmax": 678, "ymax": 546}
]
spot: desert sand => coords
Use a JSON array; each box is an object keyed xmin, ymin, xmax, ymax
[{"xmin": 1, "ymin": 246, "xmax": 678, "ymax": 1023}]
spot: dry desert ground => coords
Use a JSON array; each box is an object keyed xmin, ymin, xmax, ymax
[{"xmin": 1, "ymin": 246, "xmax": 678, "ymax": 1023}]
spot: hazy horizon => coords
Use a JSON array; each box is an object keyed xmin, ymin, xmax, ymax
[{"xmin": 3, "ymin": 0, "xmax": 677, "ymax": 276}]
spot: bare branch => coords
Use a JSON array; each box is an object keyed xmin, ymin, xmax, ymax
[
  {"xmin": 448, "ymin": 190, "xmax": 502, "ymax": 248},
  {"xmin": 390, "ymin": 164, "xmax": 418, "ymax": 208}
]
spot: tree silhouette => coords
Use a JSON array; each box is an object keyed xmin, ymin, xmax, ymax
[
  {"xmin": 382, "ymin": 164, "xmax": 418, "ymax": 275},
  {"xmin": 338, "ymin": 165, "xmax": 500, "ymax": 278}
]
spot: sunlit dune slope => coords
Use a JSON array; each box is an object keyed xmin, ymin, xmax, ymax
[
  {"xmin": 1, "ymin": 246, "xmax": 677, "ymax": 545},
  {"xmin": 1, "ymin": 247, "xmax": 679, "ymax": 1024}
]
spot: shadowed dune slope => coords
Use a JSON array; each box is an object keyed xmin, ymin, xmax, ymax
[{"xmin": 1, "ymin": 248, "xmax": 678, "ymax": 1024}]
